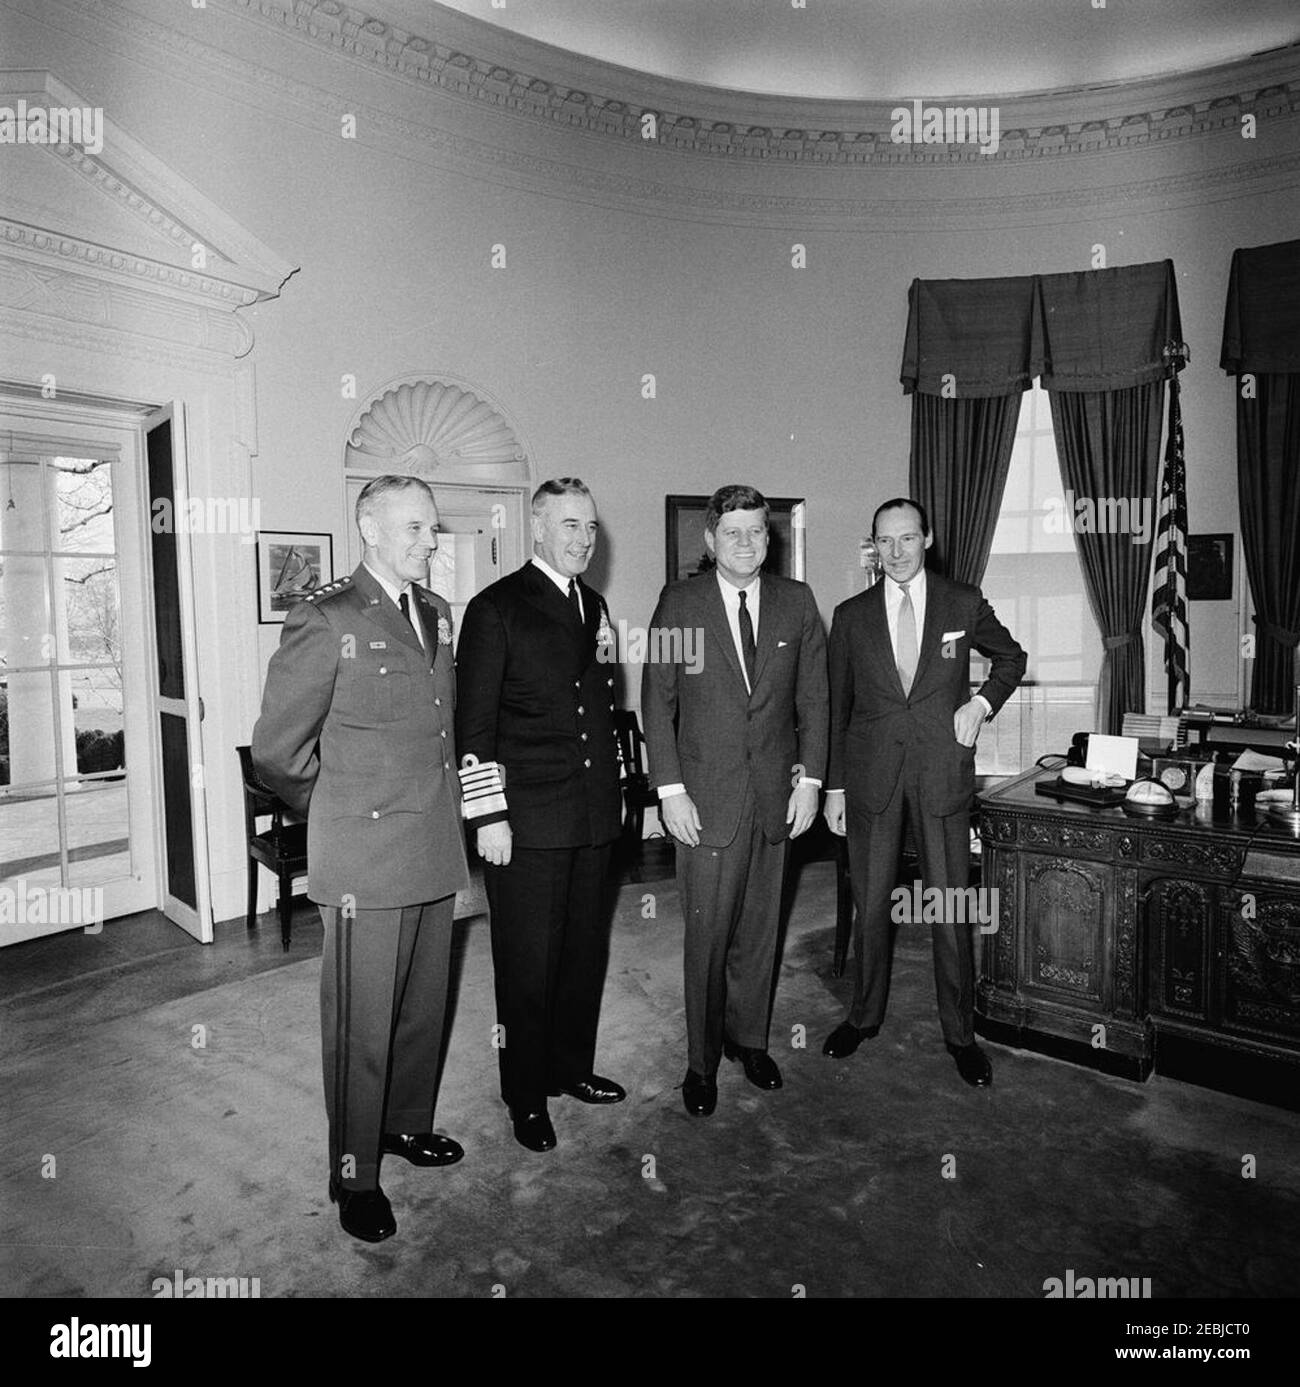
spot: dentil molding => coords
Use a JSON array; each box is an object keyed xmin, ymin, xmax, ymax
[{"xmin": 223, "ymin": 0, "xmax": 1300, "ymax": 166}]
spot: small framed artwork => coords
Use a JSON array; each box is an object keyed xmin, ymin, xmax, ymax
[
  {"xmin": 665, "ymin": 495, "xmax": 806, "ymax": 585},
  {"xmin": 1186, "ymin": 533, "xmax": 1233, "ymax": 601},
  {"xmin": 256, "ymin": 531, "xmax": 334, "ymax": 623}
]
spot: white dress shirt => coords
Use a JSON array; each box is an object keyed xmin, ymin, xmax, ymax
[
  {"xmin": 718, "ymin": 571, "xmax": 761, "ymax": 696},
  {"xmin": 364, "ymin": 562, "xmax": 424, "ymax": 649},
  {"xmin": 883, "ymin": 567, "xmax": 926, "ymax": 663},
  {"xmin": 532, "ymin": 554, "xmax": 584, "ymax": 621}
]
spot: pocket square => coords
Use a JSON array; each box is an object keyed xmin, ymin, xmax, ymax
[
  {"xmin": 777, "ymin": 639, "xmax": 789, "ymax": 648},
  {"xmin": 942, "ymin": 629, "xmax": 967, "ymax": 642}
]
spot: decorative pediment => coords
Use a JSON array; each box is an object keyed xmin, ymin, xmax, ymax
[
  {"xmin": 345, "ymin": 375, "xmax": 530, "ymax": 485},
  {"xmin": 0, "ymin": 70, "xmax": 297, "ymax": 356}
]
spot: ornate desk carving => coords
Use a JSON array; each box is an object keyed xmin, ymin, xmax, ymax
[{"xmin": 976, "ymin": 767, "xmax": 1300, "ymax": 1105}]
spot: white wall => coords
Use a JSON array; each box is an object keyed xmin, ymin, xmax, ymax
[{"xmin": 4, "ymin": 0, "xmax": 1296, "ymax": 922}]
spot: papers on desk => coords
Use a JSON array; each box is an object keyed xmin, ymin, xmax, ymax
[
  {"xmin": 1232, "ymin": 749, "xmax": 1287, "ymax": 775},
  {"xmin": 1086, "ymin": 734, "xmax": 1140, "ymax": 782}
]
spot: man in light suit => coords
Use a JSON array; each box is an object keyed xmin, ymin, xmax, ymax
[
  {"xmin": 642, "ymin": 484, "xmax": 828, "ymax": 1116},
  {"xmin": 455, "ymin": 478, "xmax": 625, "ymax": 1154},
  {"xmin": 253, "ymin": 474, "xmax": 467, "ymax": 1243},
  {"xmin": 823, "ymin": 498, "xmax": 1026, "ymax": 1086}
]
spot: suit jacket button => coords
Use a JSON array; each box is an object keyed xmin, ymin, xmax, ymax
[
  {"xmin": 371, "ymin": 810, "xmax": 380, "ymax": 819},
  {"xmin": 581, "ymin": 733, "xmax": 588, "ymax": 741},
  {"xmin": 441, "ymin": 729, "xmax": 447, "ymax": 738},
  {"xmin": 584, "ymin": 758, "xmax": 591, "ymax": 768},
  {"xmin": 379, "ymin": 666, "xmax": 387, "ymax": 675},
  {"xmin": 573, "ymin": 680, "xmax": 580, "ymax": 688},
  {"xmin": 434, "ymin": 697, "xmax": 441, "ymax": 705},
  {"xmin": 577, "ymin": 706, "xmax": 585, "ymax": 715}
]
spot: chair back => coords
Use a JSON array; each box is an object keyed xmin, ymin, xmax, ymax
[
  {"xmin": 236, "ymin": 744, "xmax": 282, "ymax": 837},
  {"xmin": 612, "ymin": 709, "xmax": 648, "ymax": 784}
]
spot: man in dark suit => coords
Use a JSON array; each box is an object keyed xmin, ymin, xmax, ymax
[
  {"xmin": 454, "ymin": 477, "xmax": 625, "ymax": 1153},
  {"xmin": 642, "ymin": 484, "xmax": 828, "ymax": 1116},
  {"xmin": 253, "ymin": 474, "xmax": 469, "ymax": 1243},
  {"xmin": 823, "ymin": 498, "xmax": 1026, "ymax": 1086}
]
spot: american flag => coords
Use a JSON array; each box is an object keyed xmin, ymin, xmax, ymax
[{"xmin": 1151, "ymin": 368, "xmax": 1190, "ymax": 713}]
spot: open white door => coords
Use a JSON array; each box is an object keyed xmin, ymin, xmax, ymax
[{"xmin": 143, "ymin": 403, "xmax": 214, "ymax": 942}]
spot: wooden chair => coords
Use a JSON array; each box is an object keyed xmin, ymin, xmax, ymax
[
  {"xmin": 612, "ymin": 709, "xmax": 661, "ymax": 846},
  {"xmin": 236, "ymin": 745, "xmax": 307, "ymax": 950}
]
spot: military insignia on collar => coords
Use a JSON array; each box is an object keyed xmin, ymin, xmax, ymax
[
  {"xmin": 437, "ymin": 615, "xmax": 453, "ymax": 645},
  {"xmin": 304, "ymin": 576, "xmax": 351, "ymax": 603}
]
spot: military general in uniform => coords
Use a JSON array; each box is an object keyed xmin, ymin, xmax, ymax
[
  {"xmin": 455, "ymin": 477, "xmax": 625, "ymax": 1153},
  {"xmin": 253, "ymin": 474, "xmax": 468, "ymax": 1243}
]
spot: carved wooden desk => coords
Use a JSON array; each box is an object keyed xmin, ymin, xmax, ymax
[{"xmin": 976, "ymin": 766, "xmax": 1300, "ymax": 1108}]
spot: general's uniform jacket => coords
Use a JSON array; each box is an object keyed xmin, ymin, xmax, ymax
[
  {"xmin": 454, "ymin": 563, "xmax": 622, "ymax": 850},
  {"xmin": 826, "ymin": 569, "xmax": 1026, "ymax": 817},
  {"xmin": 640, "ymin": 571, "xmax": 829, "ymax": 849},
  {"xmin": 252, "ymin": 563, "xmax": 468, "ymax": 909}
]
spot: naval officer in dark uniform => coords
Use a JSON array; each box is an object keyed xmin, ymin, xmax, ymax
[
  {"xmin": 455, "ymin": 477, "xmax": 625, "ymax": 1153},
  {"xmin": 253, "ymin": 474, "xmax": 468, "ymax": 1242}
]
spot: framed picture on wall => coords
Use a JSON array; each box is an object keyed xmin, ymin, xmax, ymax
[
  {"xmin": 1186, "ymin": 533, "xmax": 1233, "ymax": 601},
  {"xmin": 665, "ymin": 495, "xmax": 806, "ymax": 585},
  {"xmin": 256, "ymin": 531, "xmax": 334, "ymax": 623}
]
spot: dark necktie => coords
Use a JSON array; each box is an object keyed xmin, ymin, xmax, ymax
[
  {"xmin": 567, "ymin": 577, "xmax": 583, "ymax": 624},
  {"xmin": 738, "ymin": 588, "xmax": 757, "ymax": 691},
  {"xmin": 398, "ymin": 590, "xmax": 422, "ymax": 647}
]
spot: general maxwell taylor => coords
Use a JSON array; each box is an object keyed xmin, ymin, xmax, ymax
[{"xmin": 253, "ymin": 474, "xmax": 468, "ymax": 1243}]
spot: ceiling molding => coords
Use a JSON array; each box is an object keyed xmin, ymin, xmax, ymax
[
  {"xmin": 36, "ymin": 1, "xmax": 1299, "ymax": 231},
  {"xmin": 211, "ymin": 0, "xmax": 1300, "ymax": 166}
]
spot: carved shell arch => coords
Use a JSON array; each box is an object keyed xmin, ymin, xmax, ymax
[{"xmin": 345, "ymin": 375, "xmax": 532, "ymax": 485}]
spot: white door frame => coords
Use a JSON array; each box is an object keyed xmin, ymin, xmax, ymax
[{"xmin": 0, "ymin": 399, "xmax": 163, "ymax": 942}]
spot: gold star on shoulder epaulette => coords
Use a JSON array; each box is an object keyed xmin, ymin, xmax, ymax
[{"xmin": 304, "ymin": 576, "xmax": 352, "ymax": 604}]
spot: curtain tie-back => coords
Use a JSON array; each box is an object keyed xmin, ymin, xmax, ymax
[
  {"xmin": 1255, "ymin": 617, "xmax": 1300, "ymax": 648},
  {"xmin": 1102, "ymin": 631, "xmax": 1141, "ymax": 651}
]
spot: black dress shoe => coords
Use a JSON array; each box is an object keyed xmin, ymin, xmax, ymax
[
  {"xmin": 509, "ymin": 1108, "xmax": 557, "ymax": 1152},
  {"xmin": 723, "ymin": 1040, "xmax": 783, "ymax": 1090},
  {"xmin": 681, "ymin": 1069, "xmax": 717, "ymax": 1116},
  {"xmin": 328, "ymin": 1176, "xmax": 396, "ymax": 1243},
  {"xmin": 382, "ymin": 1132, "xmax": 465, "ymax": 1167},
  {"xmin": 548, "ymin": 1074, "xmax": 627, "ymax": 1104},
  {"xmin": 948, "ymin": 1041, "xmax": 993, "ymax": 1087},
  {"xmin": 822, "ymin": 1021, "xmax": 880, "ymax": 1058}
]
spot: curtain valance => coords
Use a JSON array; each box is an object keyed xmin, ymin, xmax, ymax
[
  {"xmin": 901, "ymin": 260, "xmax": 1183, "ymax": 397},
  {"xmin": 1220, "ymin": 239, "xmax": 1300, "ymax": 375}
]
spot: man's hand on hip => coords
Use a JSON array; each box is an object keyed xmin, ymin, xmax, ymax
[
  {"xmin": 954, "ymin": 699, "xmax": 986, "ymax": 747},
  {"xmin": 476, "ymin": 821, "xmax": 512, "ymax": 867},
  {"xmin": 786, "ymin": 782, "xmax": 819, "ymax": 838},
  {"xmin": 823, "ymin": 789, "xmax": 846, "ymax": 837},
  {"xmin": 661, "ymin": 792, "xmax": 702, "ymax": 849}
]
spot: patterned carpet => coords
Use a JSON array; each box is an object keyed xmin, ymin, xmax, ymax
[{"xmin": 2, "ymin": 859, "xmax": 1298, "ymax": 1297}]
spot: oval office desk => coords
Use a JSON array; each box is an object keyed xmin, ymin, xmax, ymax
[{"xmin": 976, "ymin": 766, "xmax": 1300, "ymax": 1111}]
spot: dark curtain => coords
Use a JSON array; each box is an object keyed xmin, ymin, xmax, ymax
[
  {"xmin": 901, "ymin": 262, "xmax": 1181, "ymax": 595},
  {"xmin": 1048, "ymin": 383, "xmax": 1166, "ymax": 735},
  {"xmin": 909, "ymin": 394, "xmax": 1020, "ymax": 585},
  {"xmin": 1236, "ymin": 374, "xmax": 1300, "ymax": 713},
  {"xmin": 1221, "ymin": 239, "xmax": 1300, "ymax": 715}
]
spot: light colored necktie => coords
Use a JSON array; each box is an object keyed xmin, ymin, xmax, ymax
[{"xmin": 896, "ymin": 581, "xmax": 917, "ymax": 694}]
